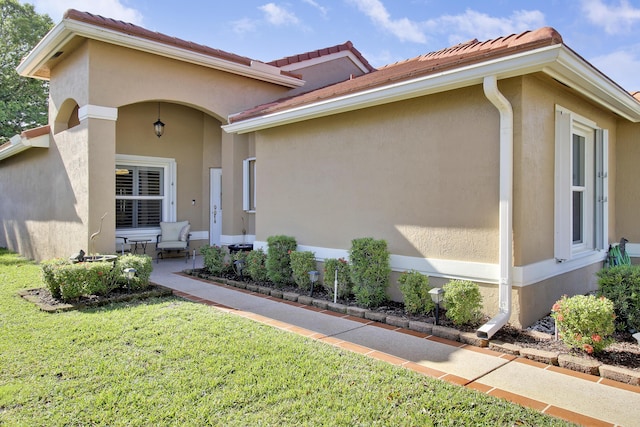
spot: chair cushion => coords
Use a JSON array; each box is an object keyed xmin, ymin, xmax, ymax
[
  {"xmin": 157, "ymin": 240, "xmax": 188, "ymax": 249},
  {"xmin": 160, "ymin": 221, "xmax": 188, "ymax": 242},
  {"xmin": 179, "ymin": 223, "xmax": 191, "ymax": 241}
]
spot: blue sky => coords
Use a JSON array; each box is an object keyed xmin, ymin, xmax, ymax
[{"xmin": 21, "ymin": 0, "xmax": 640, "ymax": 91}]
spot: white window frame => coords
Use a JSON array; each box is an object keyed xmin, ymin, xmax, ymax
[
  {"xmin": 554, "ymin": 106, "xmax": 608, "ymax": 261},
  {"xmin": 243, "ymin": 157, "xmax": 256, "ymax": 212},
  {"xmin": 115, "ymin": 154, "xmax": 177, "ymax": 238}
]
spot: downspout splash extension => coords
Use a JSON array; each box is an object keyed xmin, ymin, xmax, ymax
[{"xmin": 477, "ymin": 75, "xmax": 514, "ymax": 340}]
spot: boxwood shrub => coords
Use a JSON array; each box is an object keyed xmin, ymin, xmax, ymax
[
  {"xmin": 290, "ymin": 251, "xmax": 317, "ymax": 291},
  {"xmin": 350, "ymin": 237, "xmax": 390, "ymax": 308},
  {"xmin": 597, "ymin": 264, "xmax": 640, "ymax": 332},
  {"xmin": 398, "ymin": 270, "xmax": 434, "ymax": 315},
  {"xmin": 322, "ymin": 258, "xmax": 352, "ymax": 300},
  {"xmin": 266, "ymin": 235, "xmax": 297, "ymax": 286}
]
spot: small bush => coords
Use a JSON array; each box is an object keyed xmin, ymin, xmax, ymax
[
  {"xmin": 398, "ymin": 270, "xmax": 434, "ymax": 315},
  {"xmin": 350, "ymin": 238, "xmax": 390, "ymax": 308},
  {"xmin": 597, "ymin": 265, "xmax": 640, "ymax": 332},
  {"xmin": 200, "ymin": 245, "xmax": 229, "ymax": 276},
  {"xmin": 290, "ymin": 251, "xmax": 317, "ymax": 290},
  {"xmin": 266, "ymin": 235, "xmax": 297, "ymax": 286},
  {"xmin": 246, "ymin": 249, "xmax": 268, "ymax": 282},
  {"xmin": 115, "ymin": 254, "xmax": 153, "ymax": 290},
  {"xmin": 551, "ymin": 294, "xmax": 615, "ymax": 354},
  {"xmin": 41, "ymin": 258, "xmax": 69, "ymax": 299},
  {"xmin": 231, "ymin": 251, "xmax": 249, "ymax": 278},
  {"xmin": 322, "ymin": 258, "xmax": 352, "ymax": 300},
  {"xmin": 442, "ymin": 280, "xmax": 483, "ymax": 326}
]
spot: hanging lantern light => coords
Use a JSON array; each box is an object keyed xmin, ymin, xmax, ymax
[{"xmin": 153, "ymin": 102, "xmax": 165, "ymax": 138}]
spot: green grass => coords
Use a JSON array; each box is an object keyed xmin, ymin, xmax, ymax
[{"xmin": 0, "ymin": 249, "xmax": 574, "ymax": 426}]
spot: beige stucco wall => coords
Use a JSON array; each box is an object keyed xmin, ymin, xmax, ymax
[
  {"xmin": 286, "ymin": 57, "xmax": 369, "ymax": 96},
  {"xmin": 255, "ymin": 84, "xmax": 501, "ymax": 262},
  {"xmin": 0, "ymin": 37, "xmax": 298, "ymax": 260},
  {"xmin": 515, "ymin": 74, "xmax": 618, "ymax": 266},
  {"xmin": 616, "ymin": 120, "xmax": 640, "ymax": 242}
]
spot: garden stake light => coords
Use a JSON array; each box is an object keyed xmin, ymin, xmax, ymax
[
  {"xmin": 429, "ymin": 287, "xmax": 444, "ymax": 325},
  {"xmin": 308, "ymin": 270, "xmax": 319, "ymax": 297}
]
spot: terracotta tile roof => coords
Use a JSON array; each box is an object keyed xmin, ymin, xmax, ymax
[
  {"xmin": 229, "ymin": 27, "xmax": 564, "ymax": 123},
  {"xmin": 267, "ymin": 41, "xmax": 376, "ymax": 72},
  {"xmin": 63, "ymin": 9, "xmax": 301, "ymax": 80},
  {"xmin": 20, "ymin": 124, "xmax": 50, "ymax": 139}
]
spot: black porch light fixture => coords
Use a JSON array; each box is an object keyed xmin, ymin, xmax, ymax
[{"xmin": 153, "ymin": 102, "xmax": 165, "ymax": 138}]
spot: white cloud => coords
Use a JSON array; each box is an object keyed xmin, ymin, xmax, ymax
[
  {"xmin": 302, "ymin": 0, "xmax": 328, "ymax": 17},
  {"xmin": 25, "ymin": 0, "xmax": 143, "ymax": 24},
  {"xmin": 591, "ymin": 49, "xmax": 640, "ymax": 90},
  {"xmin": 232, "ymin": 18, "xmax": 258, "ymax": 34},
  {"xmin": 581, "ymin": 0, "xmax": 640, "ymax": 34},
  {"xmin": 348, "ymin": 0, "xmax": 427, "ymax": 43},
  {"xmin": 428, "ymin": 9, "xmax": 546, "ymax": 45},
  {"xmin": 259, "ymin": 3, "xmax": 300, "ymax": 26}
]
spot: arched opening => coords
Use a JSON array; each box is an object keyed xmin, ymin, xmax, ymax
[{"xmin": 53, "ymin": 98, "xmax": 80, "ymax": 134}]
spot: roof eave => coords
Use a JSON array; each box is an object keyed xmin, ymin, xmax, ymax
[
  {"xmin": 0, "ymin": 128, "xmax": 50, "ymax": 162},
  {"xmin": 18, "ymin": 18, "xmax": 304, "ymax": 88},
  {"xmin": 223, "ymin": 44, "xmax": 640, "ymax": 134}
]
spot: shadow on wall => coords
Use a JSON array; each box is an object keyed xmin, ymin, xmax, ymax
[{"xmin": 0, "ymin": 133, "xmax": 83, "ymax": 260}]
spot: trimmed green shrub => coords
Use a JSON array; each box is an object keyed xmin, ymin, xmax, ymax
[
  {"xmin": 40, "ymin": 255, "xmax": 151, "ymax": 301},
  {"xmin": 350, "ymin": 238, "xmax": 390, "ymax": 308},
  {"xmin": 442, "ymin": 279, "xmax": 483, "ymax": 326},
  {"xmin": 41, "ymin": 258, "xmax": 69, "ymax": 299},
  {"xmin": 200, "ymin": 245, "xmax": 229, "ymax": 276},
  {"xmin": 322, "ymin": 258, "xmax": 352, "ymax": 300},
  {"xmin": 398, "ymin": 270, "xmax": 434, "ymax": 315},
  {"xmin": 266, "ymin": 235, "xmax": 297, "ymax": 286},
  {"xmin": 597, "ymin": 265, "xmax": 640, "ymax": 332},
  {"xmin": 290, "ymin": 251, "xmax": 317, "ymax": 290},
  {"xmin": 231, "ymin": 250, "xmax": 249, "ymax": 278},
  {"xmin": 551, "ymin": 294, "xmax": 615, "ymax": 354},
  {"xmin": 246, "ymin": 249, "xmax": 268, "ymax": 282},
  {"xmin": 115, "ymin": 254, "xmax": 153, "ymax": 290}
]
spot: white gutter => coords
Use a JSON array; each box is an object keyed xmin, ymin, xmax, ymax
[
  {"xmin": 224, "ymin": 44, "xmax": 640, "ymax": 134},
  {"xmin": 0, "ymin": 131, "xmax": 50, "ymax": 162},
  {"xmin": 476, "ymin": 75, "xmax": 513, "ymax": 340}
]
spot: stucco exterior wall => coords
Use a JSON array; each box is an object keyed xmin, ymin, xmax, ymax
[
  {"xmin": 255, "ymin": 83, "xmax": 501, "ymax": 262},
  {"xmin": 616, "ymin": 120, "xmax": 640, "ymax": 242},
  {"xmin": 516, "ymin": 74, "xmax": 618, "ymax": 266}
]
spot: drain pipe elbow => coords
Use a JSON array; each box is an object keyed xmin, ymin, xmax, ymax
[{"xmin": 477, "ymin": 75, "xmax": 514, "ymax": 340}]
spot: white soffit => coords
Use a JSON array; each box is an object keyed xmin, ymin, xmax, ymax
[
  {"xmin": 18, "ymin": 18, "xmax": 304, "ymax": 88},
  {"xmin": 223, "ymin": 44, "xmax": 640, "ymax": 134},
  {"xmin": 0, "ymin": 132, "xmax": 50, "ymax": 162}
]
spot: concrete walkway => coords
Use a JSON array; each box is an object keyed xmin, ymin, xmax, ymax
[{"xmin": 151, "ymin": 256, "xmax": 640, "ymax": 427}]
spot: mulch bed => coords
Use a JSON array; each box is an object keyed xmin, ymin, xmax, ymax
[{"xmin": 18, "ymin": 284, "xmax": 173, "ymax": 312}]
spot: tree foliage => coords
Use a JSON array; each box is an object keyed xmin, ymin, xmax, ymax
[{"xmin": 0, "ymin": 0, "xmax": 53, "ymax": 142}]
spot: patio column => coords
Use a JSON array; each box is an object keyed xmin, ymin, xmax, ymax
[{"xmin": 80, "ymin": 105, "xmax": 118, "ymax": 255}]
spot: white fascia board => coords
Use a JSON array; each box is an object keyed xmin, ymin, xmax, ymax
[
  {"xmin": 278, "ymin": 50, "xmax": 372, "ymax": 74},
  {"xmin": 224, "ymin": 44, "xmax": 640, "ymax": 134},
  {"xmin": 543, "ymin": 48, "xmax": 640, "ymax": 122},
  {"xmin": 0, "ymin": 133, "xmax": 50, "ymax": 162},
  {"xmin": 18, "ymin": 19, "xmax": 304, "ymax": 88},
  {"xmin": 16, "ymin": 22, "xmax": 75, "ymax": 79}
]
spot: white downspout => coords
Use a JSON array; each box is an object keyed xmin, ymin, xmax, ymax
[{"xmin": 477, "ymin": 75, "xmax": 513, "ymax": 339}]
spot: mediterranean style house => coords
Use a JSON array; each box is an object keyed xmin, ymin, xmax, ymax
[{"xmin": 2, "ymin": 9, "xmax": 639, "ymax": 332}]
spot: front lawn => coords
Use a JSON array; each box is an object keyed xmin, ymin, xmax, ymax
[{"xmin": 0, "ymin": 249, "xmax": 573, "ymax": 426}]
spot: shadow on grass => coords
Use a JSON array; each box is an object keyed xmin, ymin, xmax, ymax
[{"xmin": 0, "ymin": 248, "xmax": 36, "ymax": 267}]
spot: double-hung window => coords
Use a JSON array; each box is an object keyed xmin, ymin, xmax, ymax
[
  {"xmin": 115, "ymin": 154, "xmax": 176, "ymax": 233},
  {"xmin": 554, "ymin": 106, "xmax": 608, "ymax": 261}
]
